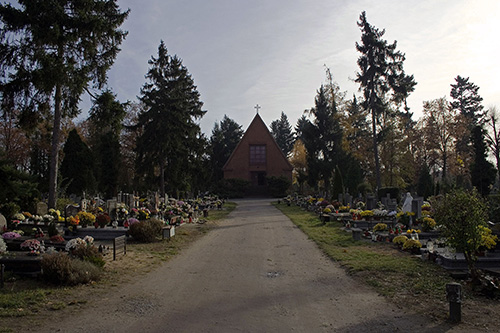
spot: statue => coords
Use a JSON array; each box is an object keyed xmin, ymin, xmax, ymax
[{"xmin": 402, "ymin": 192, "xmax": 413, "ymax": 213}]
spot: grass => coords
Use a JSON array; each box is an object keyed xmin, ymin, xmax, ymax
[
  {"xmin": 273, "ymin": 202, "xmax": 456, "ymax": 317},
  {"xmin": 0, "ymin": 203, "xmax": 236, "ymax": 330}
]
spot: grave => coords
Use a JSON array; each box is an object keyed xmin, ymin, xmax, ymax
[
  {"xmin": 366, "ymin": 195, "xmax": 376, "ymax": 210},
  {"xmin": 0, "ymin": 214, "xmax": 6, "ymax": 230},
  {"xmin": 36, "ymin": 202, "xmax": 48, "ymax": 216}
]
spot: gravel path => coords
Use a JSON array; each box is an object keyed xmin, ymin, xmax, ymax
[{"xmin": 39, "ymin": 199, "xmax": 461, "ymax": 332}]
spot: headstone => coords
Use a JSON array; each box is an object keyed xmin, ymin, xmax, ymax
[
  {"xmin": 107, "ymin": 199, "xmax": 118, "ymax": 216},
  {"xmin": 366, "ymin": 195, "xmax": 376, "ymax": 210},
  {"xmin": 36, "ymin": 202, "xmax": 48, "ymax": 216},
  {"xmin": 387, "ymin": 199, "xmax": 397, "ymax": 212},
  {"xmin": 0, "ymin": 214, "xmax": 6, "ymax": 230},
  {"xmin": 412, "ymin": 197, "xmax": 424, "ymax": 219},
  {"xmin": 65, "ymin": 204, "xmax": 80, "ymax": 221},
  {"xmin": 338, "ymin": 193, "xmax": 343, "ymax": 204},
  {"xmin": 345, "ymin": 193, "xmax": 353, "ymax": 207},
  {"xmin": 381, "ymin": 197, "xmax": 388, "ymax": 208}
]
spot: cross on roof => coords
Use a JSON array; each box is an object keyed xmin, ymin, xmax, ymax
[{"xmin": 254, "ymin": 104, "xmax": 261, "ymax": 114}]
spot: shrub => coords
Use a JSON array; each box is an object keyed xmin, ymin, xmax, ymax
[
  {"xmin": 129, "ymin": 218, "xmax": 164, "ymax": 243},
  {"xmin": 41, "ymin": 252, "xmax": 102, "ymax": 285},
  {"xmin": 267, "ymin": 176, "xmax": 291, "ymax": 198},
  {"xmin": 70, "ymin": 243, "xmax": 105, "ymax": 268}
]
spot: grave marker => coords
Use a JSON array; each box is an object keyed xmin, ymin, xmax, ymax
[
  {"xmin": 366, "ymin": 195, "xmax": 375, "ymax": 210},
  {"xmin": 0, "ymin": 214, "xmax": 6, "ymax": 230},
  {"xmin": 36, "ymin": 202, "xmax": 48, "ymax": 216}
]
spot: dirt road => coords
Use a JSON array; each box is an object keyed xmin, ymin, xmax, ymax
[{"xmin": 40, "ymin": 199, "xmax": 456, "ymax": 332}]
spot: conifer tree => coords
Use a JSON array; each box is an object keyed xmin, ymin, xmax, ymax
[
  {"xmin": 0, "ymin": 0, "xmax": 129, "ymax": 207},
  {"xmin": 209, "ymin": 115, "xmax": 243, "ymax": 182},
  {"xmin": 60, "ymin": 129, "xmax": 96, "ymax": 196},
  {"xmin": 355, "ymin": 11, "xmax": 416, "ymax": 191},
  {"xmin": 270, "ymin": 112, "xmax": 295, "ymax": 157},
  {"xmin": 136, "ymin": 41, "xmax": 205, "ymax": 196}
]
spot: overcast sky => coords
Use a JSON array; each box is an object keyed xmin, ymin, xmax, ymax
[{"xmin": 83, "ymin": 0, "xmax": 500, "ymax": 135}]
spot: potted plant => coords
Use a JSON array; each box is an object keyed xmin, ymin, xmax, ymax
[
  {"xmin": 77, "ymin": 211, "xmax": 96, "ymax": 228},
  {"xmin": 402, "ymin": 238, "xmax": 422, "ymax": 254}
]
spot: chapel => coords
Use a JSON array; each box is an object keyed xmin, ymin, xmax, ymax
[{"xmin": 222, "ymin": 112, "xmax": 293, "ymax": 195}]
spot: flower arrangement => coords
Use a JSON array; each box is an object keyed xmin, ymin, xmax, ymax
[
  {"xmin": 373, "ymin": 209, "xmax": 388, "ymax": 218},
  {"xmin": 115, "ymin": 204, "xmax": 129, "ymax": 220},
  {"xmin": 397, "ymin": 211, "xmax": 415, "ymax": 225},
  {"xmin": 338, "ymin": 205, "xmax": 350, "ymax": 212},
  {"xmin": 65, "ymin": 238, "xmax": 85, "ymax": 251},
  {"xmin": 33, "ymin": 227, "xmax": 44, "ymax": 238},
  {"xmin": 22, "ymin": 212, "xmax": 33, "ymax": 219},
  {"xmin": 0, "ymin": 237, "xmax": 7, "ymax": 254},
  {"xmin": 393, "ymin": 235, "xmax": 408, "ymax": 246},
  {"xmin": 422, "ymin": 217, "xmax": 436, "ymax": 231},
  {"xmin": 20, "ymin": 239, "xmax": 43, "ymax": 254},
  {"xmin": 406, "ymin": 229, "xmax": 421, "ymax": 234},
  {"xmin": 138, "ymin": 208, "xmax": 150, "ymax": 220},
  {"xmin": 323, "ymin": 207, "xmax": 332, "ymax": 214},
  {"xmin": 2, "ymin": 231, "xmax": 21, "ymax": 239},
  {"xmin": 49, "ymin": 235, "xmax": 65, "ymax": 243},
  {"xmin": 373, "ymin": 223, "xmax": 387, "ymax": 232},
  {"xmin": 360, "ymin": 210, "xmax": 374, "ymax": 218},
  {"xmin": 402, "ymin": 239, "xmax": 422, "ymax": 251},
  {"xmin": 68, "ymin": 215, "xmax": 80, "ymax": 226},
  {"xmin": 124, "ymin": 217, "xmax": 139, "ymax": 228},
  {"xmin": 43, "ymin": 214, "xmax": 54, "ymax": 223},
  {"xmin": 13, "ymin": 213, "xmax": 25, "ymax": 221},
  {"xmin": 95, "ymin": 213, "xmax": 111, "ymax": 228},
  {"xmin": 77, "ymin": 211, "xmax": 95, "ymax": 227}
]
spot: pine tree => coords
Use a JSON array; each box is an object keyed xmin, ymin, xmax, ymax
[
  {"xmin": 0, "ymin": 1, "xmax": 129, "ymax": 207},
  {"xmin": 209, "ymin": 115, "xmax": 243, "ymax": 182},
  {"xmin": 60, "ymin": 129, "xmax": 96, "ymax": 196},
  {"xmin": 88, "ymin": 90, "xmax": 127, "ymax": 199},
  {"xmin": 136, "ymin": 41, "xmax": 205, "ymax": 196},
  {"xmin": 470, "ymin": 125, "xmax": 496, "ymax": 196},
  {"xmin": 355, "ymin": 11, "xmax": 416, "ymax": 191},
  {"xmin": 270, "ymin": 112, "xmax": 295, "ymax": 157}
]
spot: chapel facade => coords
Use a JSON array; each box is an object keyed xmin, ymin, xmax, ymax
[{"xmin": 223, "ymin": 113, "xmax": 293, "ymax": 195}]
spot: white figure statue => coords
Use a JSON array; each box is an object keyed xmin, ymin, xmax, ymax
[{"xmin": 402, "ymin": 192, "xmax": 413, "ymax": 213}]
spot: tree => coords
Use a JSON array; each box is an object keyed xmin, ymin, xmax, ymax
[
  {"xmin": 485, "ymin": 107, "xmax": 500, "ymax": 181},
  {"xmin": 470, "ymin": 125, "xmax": 496, "ymax": 196},
  {"xmin": 136, "ymin": 41, "xmax": 205, "ymax": 197},
  {"xmin": 302, "ymin": 85, "xmax": 343, "ymax": 195},
  {"xmin": 450, "ymin": 75, "xmax": 484, "ymax": 124},
  {"xmin": 270, "ymin": 112, "xmax": 294, "ymax": 157},
  {"xmin": 421, "ymin": 97, "xmax": 463, "ymax": 182},
  {"xmin": 355, "ymin": 11, "xmax": 416, "ymax": 191},
  {"xmin": 88, "ymin": 90, "xmax": 127, "ymax": 198},
  {"xmin": 60, "ymin": 129, "xmax": 96, "ymax": 196},
  {"xmin": 0, "ymin": 1, "xmax": 129, "ymax": 208},
  {"xmin": 209, "ymin": 115, "xmax": 243, "ymax": 182},
  {"xmin": 289, "ymin": 139, "xmax": 308, "ymax": 193},
  {"xmin": 432, "ymin": 189, "xmax": 491, "ymax": 281}
]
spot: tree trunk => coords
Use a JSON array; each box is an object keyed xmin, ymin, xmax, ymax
[
  {"xmin": 372, "ymin": 109, "xmax": 381, "ymax": 191},
  {"xmin": 159, "ymin": 159, "xmax": 165, "ymax": 198},
  {"xmin": 442, "ymin": 149, "xmax": 447, "ymax": 181},
  {"xmin": 48, "ymin": 83, "xmax": 62, "ymax": 208}
]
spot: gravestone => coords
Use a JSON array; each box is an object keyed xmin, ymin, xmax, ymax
[
  {"xmin": 107, "ymin": 199, "xmax": 118, "ymax": 219},
  {"xmin": 338, "ymin": 193, "xmax": 343, "ymax": 204},
  {"xmin": 0, "ymin": 214, "xmax": 6, "ymax": 230},
  {"xmin": 345, "ymin": 193, "xmax": 353, "ymax": 207},
  {"xmin": 412, "ymin": 197, "xmax": 424, "ymax": 219},
  {"xmin": 366, "ymin": 195, "xmax": 376, "ymax": 210},
  {"xmin": 36, "ymin": 202, "xmax": 48, "ymax": 216},
  {"xmin": 65, "ymin": 204, "xmax": 80, "ymax": 218},
  {"xmin": 387, "ymin": 199, "xmax": 397, "ymax": 212}
]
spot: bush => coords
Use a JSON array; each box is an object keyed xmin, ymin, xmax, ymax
[
  {"xmin": 41, "ymin": 252, "xmax": 102, "ymax": 285},
  {"xmin": 70, "ymin": 243, "xmax": 105, "ymax": 268},
  {"xmin": 128, "ymin": 218, "xmax": 164, "ymax": 243},
  {"xmin": 212, "ymin": 178, "xmax": 250, "ymax": 198},
  {"xmin": 267, "ymin": 176, "xmax": 291, "ymax": 198}
]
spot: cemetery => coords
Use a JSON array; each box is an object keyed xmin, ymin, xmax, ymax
[
  {"xmin": 281, "ymin": 191, "xmax": 500, "ymax": 286},
  {"xmin": 0, "ymin": 193, "xmax": 224, "ymax": 284}
]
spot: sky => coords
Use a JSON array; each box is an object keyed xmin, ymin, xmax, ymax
[{"xmin": 81, "ymin": 0, "xmax": 500, "ymax": 135}]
